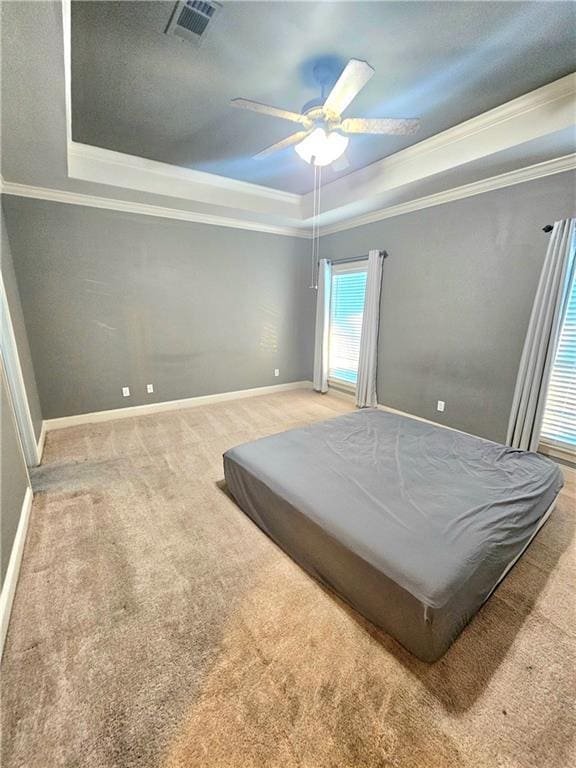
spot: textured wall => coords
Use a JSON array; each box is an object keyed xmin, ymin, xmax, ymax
[
  {"xmin": 4, "ymin": 172, "xmax": 575, "ymax": 439},
  {"xmin": 3, "ymin": 197, "xmax": 315, "ymax": 418},
  {"xmin": 320, "ymin": 172, "xmax": 576, "ymax": 442},
  {"xmin": 1, "ymin": 365, "xmax": 30, "ymax": 586},
  {"xmin": 1, "ymin": 209, "xmax": 43, "ymax": 439}
]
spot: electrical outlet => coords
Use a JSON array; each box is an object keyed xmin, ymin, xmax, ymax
[
  {"xmin": 122, "ymin": 386, "xmax": 130, "ymax": 397},
  {"xmin": 274, "ymin": 369, "xmax": 280, "ymax": 377},
  {"xmin": 437, "ymin": 400, "xmax": 445, "ymax": 413},
  {"xmin": 146, "ymin": 384, "xmax": 154, "ymax": 394}
]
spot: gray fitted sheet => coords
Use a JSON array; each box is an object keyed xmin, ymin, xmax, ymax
[{"xmin": 223, "ymin": 409, "xmax": 563, "ymax": 661}]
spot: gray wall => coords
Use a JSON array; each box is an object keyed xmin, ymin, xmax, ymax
[
  {"xmin": 1, "ymin": 363, "xmax": 30, "ymax": 587},
  {"xmin": 2, "ymin": 196, "xmax": 314, "ymax": 419},
  {"xmin": 1, "ymin": 210, "xmax": 43, "ymax": 440},
  {"xmin": 4, "ymin": 173, "xmax": 575, "ymax": 440},
  {"xmin": 321, "ymin": 171, "xmax": 576, "ymax": 442}
]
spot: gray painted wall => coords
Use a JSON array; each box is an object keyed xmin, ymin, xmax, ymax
[
  {"xmin": 1, "ymin": 364, "xmax": 30, "ymax": 587},
  {"xmin": 321, "ymin": 171, "xmax": 576, "ymax": 443},
  {"xmin": 3, "ymin": 173, "xmax": 575, "ymax": 440},
  {"xmin": 1, "ymin": 210, "xmax": 43, "ymax": 440},
  {"xmin": 2, "ymin": 196, "xmax": 314, "ymax": 419}
]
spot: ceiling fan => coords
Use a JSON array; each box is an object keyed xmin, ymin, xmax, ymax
[{"xmin": 231, "ymin": 59, "xmax": 420, "ymax": 169}]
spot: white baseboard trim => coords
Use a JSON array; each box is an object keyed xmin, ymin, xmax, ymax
[
  {"xmin": 44, "ymin": 380, "xmax": 313, "ymax": 431},
  {"xmin": 326, "ymin": 389, "xmax": 482, "ymax": 439},
  {"xmin": 376, "ymin": 402, "xmax": 469, "ymax": 436},
  {"xmin": 379, "ymin": 404, "xmax": 574, "ymax": 476},
  {"xmin": 325, "ymin": 389, "xmax": 464, "ymax": 430},
  {"xmin": 37, "ymin": 421, "xmax": 47, "ymax": 462},
  {"xmin": 328, "ymin": 396, "xmax": 576, "ymax": 481},
  {"xmin": 0, "ymin": 486, "xmax": 33, "ymax": 660}
]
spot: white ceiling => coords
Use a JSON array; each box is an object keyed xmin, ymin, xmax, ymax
[{"xmin": 70, "ymin": 0, "xmax": 576, "ymax": 194}]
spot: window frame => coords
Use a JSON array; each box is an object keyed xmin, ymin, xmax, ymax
[
  {"xmin": 538, "ymin": 440, "xmax": 576, "ymax": 464},
  {"xmin": 327, "ymin": 259, "xmax": 369, "ymax": 392},
  {"xmin": 539, "ymin": 264, "xmax": 576, "ymax": 458}
]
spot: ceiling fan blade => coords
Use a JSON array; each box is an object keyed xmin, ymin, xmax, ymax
[
  {"xmin": 341, "ymin": 117, "xmax": 420, "ymax": 135},
  {"xmin": 331, "ymin": 152, "xmax": 350, "ymax": 172},
  {"xmin": 231, "ymin": 98, "xmax": 308, "ymax": 125},
  {"xmin": 254, "ymin": 130, "xmax": 311, "ymax": 159},
  {"xmin": 323, "ymin": 59, "xmax": 375, "ymax": 116}
]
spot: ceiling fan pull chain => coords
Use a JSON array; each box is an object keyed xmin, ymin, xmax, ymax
[
  {"xmin": 314, "ymin": 163, "xmax": 320, "ymax": 288},
  {"xmin": 310, "ymin": 162, "xmax": 318, "ymax": 289},
  {"xmin": 313, "ymin": 165, "xmax": 318, "ymax": 289},
  {"xmin": 315, "ymin": 165, "xmax": 322, "ymax": 289},
  {"xmin": 310, "ymin": 163, "xmax": 323, "ymax": 290}
]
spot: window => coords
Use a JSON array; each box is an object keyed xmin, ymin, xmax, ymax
[
  {"xmin": 328, "ymin": 261, "xmax": 368, "ymax": 387},
  {"xmin": 541, "ymin": 267, "xmax": 576, "ymax": 452}
]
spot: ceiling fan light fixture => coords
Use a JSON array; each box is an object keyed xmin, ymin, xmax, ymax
[{"xmin": 295, "ymin": 127, "xmax": 349, "ymax": 167}]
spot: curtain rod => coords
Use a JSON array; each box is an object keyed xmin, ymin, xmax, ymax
[{"xmin": 330, "ymin": 250, "xmax": 388, "ymax": 264}]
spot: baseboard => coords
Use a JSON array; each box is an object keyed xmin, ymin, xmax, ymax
[
  {"xmin": 36, "ymin": 421, "xmax": 47, "ymax": 462},
  {"xmin": 376, "ymin": 402, "xmax": 468, "ymax": 435},
  {"xmin": 44, "ymin": 380, "xmax": 313, "ymax": 431},
  {"xmin": 374, "ymin": 403, "xmax": 575, "ymax": 485},
  {"xmin": 0, "ymin": 486, "xmax": 33, "ymax": 660},
  {"xmin": 326, "ymin": 390, "xmax": 468, "ymax": 432},
  {"xmin": 379, "ymin": 405, "xmax": 574, "ymax": 474}
]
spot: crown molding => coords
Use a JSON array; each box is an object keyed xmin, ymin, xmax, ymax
[
  {"xmin": 0, "ymin": 179, "xmax": 310, "ymax": 238},
  {"xmin": 305, "ymin": 72, "xmax": 576, "ymax": 219},
  {"xmin": 61, "ymin": 0, "xmax": 302, "ymax": 220},
  {"xmin": 67, "ymin": 142, "xmax": 303, "ymax": 218},
  {"xmin": 67, "ymin": 73, "xmax": 575, "ymax": 222},
  {"xmin": 69, "ymin": 142, "xmax": 300, "ymax": 204},
  {"xmin": 319, "ymin": 154, "xmax": 576, "ymax": 236},
  {"xmin": 61, "ymin": 0, "xmax": 575, "ymax": 225},
  {"xmin": 3, "ymin": 154, "xmax": 574, "ymax": 239}
]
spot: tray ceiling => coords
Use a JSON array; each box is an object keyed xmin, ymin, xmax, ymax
[{"xmin": 71, "ymin": 0, "xmax": 576, "ymax": 195}]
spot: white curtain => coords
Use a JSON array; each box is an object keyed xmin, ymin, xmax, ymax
[
  {"xmin": 356, "ymin": 250, "xmax": 384, "ymax": 408},
  {"xmin": 313, "ymin": 258, "xmax": 332, "ymax": 393},
  {"xmin": 507, "ymin": 218, "xmax": 576, "ymax": 451}
]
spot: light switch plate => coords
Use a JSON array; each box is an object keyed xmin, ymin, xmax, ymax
[
  {"xmin": 122, "ymin": 387, "xmax": 130, "ymax": 397},
  {"xmin": 146, "ymin": 384, "xmax": 154, "ymax": 394},
  {"xmin": 274, "ymin": 369, "xmax": 280, "ymax": 377},
  {"xmin": 437, "ymin": 400, "xmax": 445, "ymax": 412}
]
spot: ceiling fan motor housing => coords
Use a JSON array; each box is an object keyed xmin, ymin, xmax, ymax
[
  {"xmin": 301, "ymin": 104, "xmax": 342, "ymax": 133},
  {"xmin": 301, "ymin": 97, "xmax": 324, "ymax": 114}
]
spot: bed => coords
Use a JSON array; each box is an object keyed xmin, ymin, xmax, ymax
[{"xmin": 223, "ymin": 408, "xmax": 563, "ymax": 662}]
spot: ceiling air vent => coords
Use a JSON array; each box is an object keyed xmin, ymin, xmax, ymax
[{"xmin": 164, "ymin": 1, "xmax": 221, "ymax": 45}]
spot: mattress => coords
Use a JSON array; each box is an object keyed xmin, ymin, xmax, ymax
[{"xmin": 223, "ymin": 409, "xmax": 563, "ymax": 661}]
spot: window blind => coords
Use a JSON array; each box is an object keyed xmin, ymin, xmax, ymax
[
  {"xmin": 328, "ymin": 267, "xmax": 367, "ymax": 386},
  {"xmin": 541, "ymin": 270, "xmax": 576, "ymax": 450}
]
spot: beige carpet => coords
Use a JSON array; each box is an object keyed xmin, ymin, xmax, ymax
[{"xmin": 1, "ymin": 390, "xmax": 575, "ymax": 768}]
